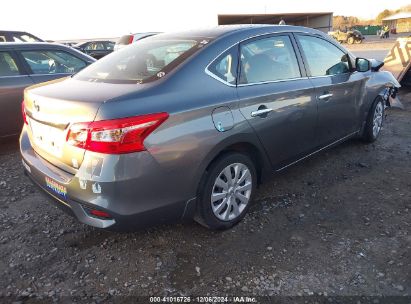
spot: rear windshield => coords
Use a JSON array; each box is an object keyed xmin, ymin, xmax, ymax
[{"xmin": 74, "ymin": 37, "xmax": 211, "ymax": 84}]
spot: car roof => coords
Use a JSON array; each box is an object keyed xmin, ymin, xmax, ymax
[
  {"xmin": 0, "ymin": 30, "xmax": 32, "ymax": 34},
  {"xmin": 153, "ymin": 24, "xmax": 324, "ymax": 41},
  {"xmin": 75, "ymin": 40, "xmax": 114, "ymax": 46},
  {"xmin": 0, "ymin": 42, "xmax": 97, "ymax": 61},
  {"xmin": 131, "ymin": 32, "xmax": 162, "ymax": 35},
  {"xmin": 0, "ymin": 42, "xmax": 72, "ymax": 49}
]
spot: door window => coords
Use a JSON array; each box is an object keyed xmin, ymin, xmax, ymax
[
  {"xmin": 105, "ymin": 42, "xmax": 114, "ymax": 50},
  {"xmin": 21, "ymin": 50, "xmax": 86, "ymax": 74},
  {"xmin": 0, "ymin": 52, "xmax": 20, "ymax": 76},
  {"xmin": 207, "ymin": 48, "xmax": 237, "ymax": 85},
  {"xmin": 297, "ymin": 35, "xmax": 350, "ymax": 76},
  {"xmin": 239, "ymin": 35, "xmax": 301, "ymax": 84}
]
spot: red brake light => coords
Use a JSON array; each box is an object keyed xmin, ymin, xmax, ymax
[
  {"xmin": 66, "ymin": 113, "xmax": 169, "ymax": 154},
  {"xmin": 89, "ymin": 209, "xmax": 111, "ymax": 219},
  {"xmin": 128, "ymin": 35, "xmax": 134, "ymax": 44},
  {"xmin": 22, "ymin": 101, "xmax": 28, "ymax": 124}
]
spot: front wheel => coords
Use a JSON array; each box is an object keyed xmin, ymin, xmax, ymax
[
  {"xmin": 195, "ymin": 153, "xmax": 257, "ymax": 230},
  {"xmin": 347, "ymin": 36, "xmax": 355, "ymax": 44},
  {"xmin": 361, "ymin": 97, "xmax": 385, "ymax": 143}
]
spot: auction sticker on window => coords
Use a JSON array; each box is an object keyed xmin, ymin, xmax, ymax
[{"xmin": 45, "ymin": 176, "xmax": 67, "ymax": 199}]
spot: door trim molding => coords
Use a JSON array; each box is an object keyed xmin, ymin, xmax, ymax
[{"xmin": 276, "ymin": 130, "xmax": 359, "ymax": 172}]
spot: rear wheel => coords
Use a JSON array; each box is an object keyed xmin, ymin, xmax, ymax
[
  {"xmin": 195, "ymin": 153, "xmax": 257, "ymax": 230},
  {"xmin": 347, "ymin": 36, "xmax": 355, "ymax": 44},
  {"xmin": 354, "ymin": 38, "xmax": 363, "ymax": 44},
  {"xmin": 361, "ymin": 97, "xmax": 385, "ymax": 143}
]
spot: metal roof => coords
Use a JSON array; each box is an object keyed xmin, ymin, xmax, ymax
[
  {"xmin": 383, "ymin": 12, "xmax": 411, "ymax": 21},
  {"xmin": 218, "ymin": 12, "xmax": 333, "ymax": 25}
]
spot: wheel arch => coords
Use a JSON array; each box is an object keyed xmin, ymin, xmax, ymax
[
  {"xmin": 201, "ymin": 134, "xmax": 270, "ymax": 184},
  {"xmin": 183, "ymin": 133, "xmax": 271, "ymax": 220}
]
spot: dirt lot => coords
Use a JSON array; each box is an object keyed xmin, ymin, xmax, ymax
[{"xmin": 1, "ymin": 66, "xmax": 410, "ymax": 303}]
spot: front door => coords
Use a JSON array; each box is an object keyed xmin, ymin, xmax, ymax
[
  {"xmin": 237, "ymin": 34, "xmax": 318, "ymax": 169},
  {"xmin": 295, "ymin": 34, "xmax": 366, "ymax": 146}
]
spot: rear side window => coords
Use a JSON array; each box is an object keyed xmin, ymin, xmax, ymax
[
  {"xmin": 0, "ymin": 52, "xmax": 20, "ymax": 76},
  {"xmin": 207, "ymin": 47, "xmax": 237, "ymax": 85},
  {"xmin": 21, "ymin": 50, "xmax": 86, "ymax": 74},
  {"xmin": 239, "ymin": 35, "xmax": 301, "ymax": 84},
  {"xmin": 297, "ymin": 35, "xmax": 350, "ymax": 76},
  {"xmin": 75, "ymin": 38, "xmax": 210, "ymax": 84}
]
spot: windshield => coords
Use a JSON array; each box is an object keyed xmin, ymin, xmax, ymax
[{"xmin": 74, "ymin": 37, "xmax": 211, "ymax": 84}]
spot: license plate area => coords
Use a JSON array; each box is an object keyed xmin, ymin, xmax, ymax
[
  {"xmin": 45, "ymin": 176, "xmax": 68, "ymax": 199},
  {"xmin": 29, "ymin": 118, "xmax": 65, "ymax": 158}
]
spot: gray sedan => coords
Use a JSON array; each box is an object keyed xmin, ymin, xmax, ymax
[
  {"xmin": 0, "ymin": 43, "xmax": 95, "ymax": 139},
  {"xmin": 20, "ymin": 25, "xmax": 400, "ymax": 231}
]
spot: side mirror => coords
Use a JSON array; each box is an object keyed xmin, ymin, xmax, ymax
[{"xmin": 356, "ymin": 58, "xmax": 371, "ymax": 72}]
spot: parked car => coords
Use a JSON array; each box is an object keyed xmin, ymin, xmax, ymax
[
  {"xmin": 61, "ymin": 42, "xmax": 77, "ymax": 47},
  {"xmin": 328, "ymin": 29, "xmax": 364, "ymax": 44},
  {"xmin": 73, "ymin": 41, "xmax": 115, "ymax": 59},
  {"xmin": 20, "ymin": 25, "xmax": 400, "ymax": 231},
  {"xmin": 114, "ymin": 32, "xmax": 160, "ymax": 51},
  {"xmin": 0, "ymin": 30, "xmax": 43, "ymax": 43},
  {"xmin": 0, "ymin": 43, "xmax": 95, "ymax": 139}
]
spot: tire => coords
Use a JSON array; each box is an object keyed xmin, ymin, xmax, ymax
[
  {"xmin": 361, "ymin": 97, "xmax": 385, "ymax": 143},
  {"xmin": 347, "ymin": 36, "xmax": 355, "ymax": 44},
  {"xmin": 354, "ymin": 38, "xmax": 362, "ymax": 44},
  {"xmin": 195, "ymin": 152, "xmax": 257, "ymax": 230}
]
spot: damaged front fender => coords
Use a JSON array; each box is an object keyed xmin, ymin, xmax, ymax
[{"xmin": 373, "ymin": 71, "xmax": 403, "ymax": 109}]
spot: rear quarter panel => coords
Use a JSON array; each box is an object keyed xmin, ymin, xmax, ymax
[{"xmin": 95, "ymin": 36, "xmax": 268, "ymax": 204}]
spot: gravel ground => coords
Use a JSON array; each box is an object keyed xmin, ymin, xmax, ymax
[{"xmin": 0, "ymin": 83, "xmax": 410, "ymax": 302}]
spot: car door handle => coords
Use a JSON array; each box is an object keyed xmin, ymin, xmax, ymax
[
  {"xmin": 318, "ymin": 93, "xmax": 333, "ymax": 100},
  {"xmin": 251, "ymin": 108, "xmax": 273, "ymax": 117}
]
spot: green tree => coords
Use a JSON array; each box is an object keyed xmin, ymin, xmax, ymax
[{"xmin": 376, "ymin": 9, "xmax": 393, "ymax": 23}]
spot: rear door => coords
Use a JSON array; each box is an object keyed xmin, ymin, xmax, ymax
[
  {"xmin": 0, "ymin": 51, "xmax": 34, "ymax": 137},
  {"xmin": 295, "ymin": 34, "xmax": 365, "ymax": 146},
  {"xmin": 237, "ymin": 34, "xmax": 318, "ymax": 169},
  {"xmin": 18, "ymin": 49, "xmax": 87, "ymax": 84}
]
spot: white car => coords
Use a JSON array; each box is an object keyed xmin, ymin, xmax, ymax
[{"xmin": 114, "ymin": 32, "xmax": 161, "ymax": 51}]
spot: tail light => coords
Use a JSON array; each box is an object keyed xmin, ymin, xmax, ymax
[
  {"xmin": 83, "ymin": 206, "xmax": 112, "ymax": 219},
  {"xmin": 128, "ymin": 35, "xmax": 134, "ymax": 45},
  {"xmin": 22, "ymin": 101, "xmax": 28, "ymax": 124},
  {"xmin": 66, "ymin": 113, "xmax": 168, "ymax": 154},
  {"xmin": 89, "ymin": 209, "xmax": 112, "ymax": 219}
]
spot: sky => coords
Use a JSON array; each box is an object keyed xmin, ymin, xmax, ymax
[{"xmin": 3, "ymin": 0, "xmax": 410, "ymax": 40}]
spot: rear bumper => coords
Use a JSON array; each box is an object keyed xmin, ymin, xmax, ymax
[{"xmin": 20, "ymin": 127, "xmax": 190, "ymax": 231}]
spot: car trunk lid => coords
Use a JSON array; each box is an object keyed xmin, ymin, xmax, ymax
[{"xmin": 24, "ymin": 77, "xmax": 140, "ymax": 173}]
